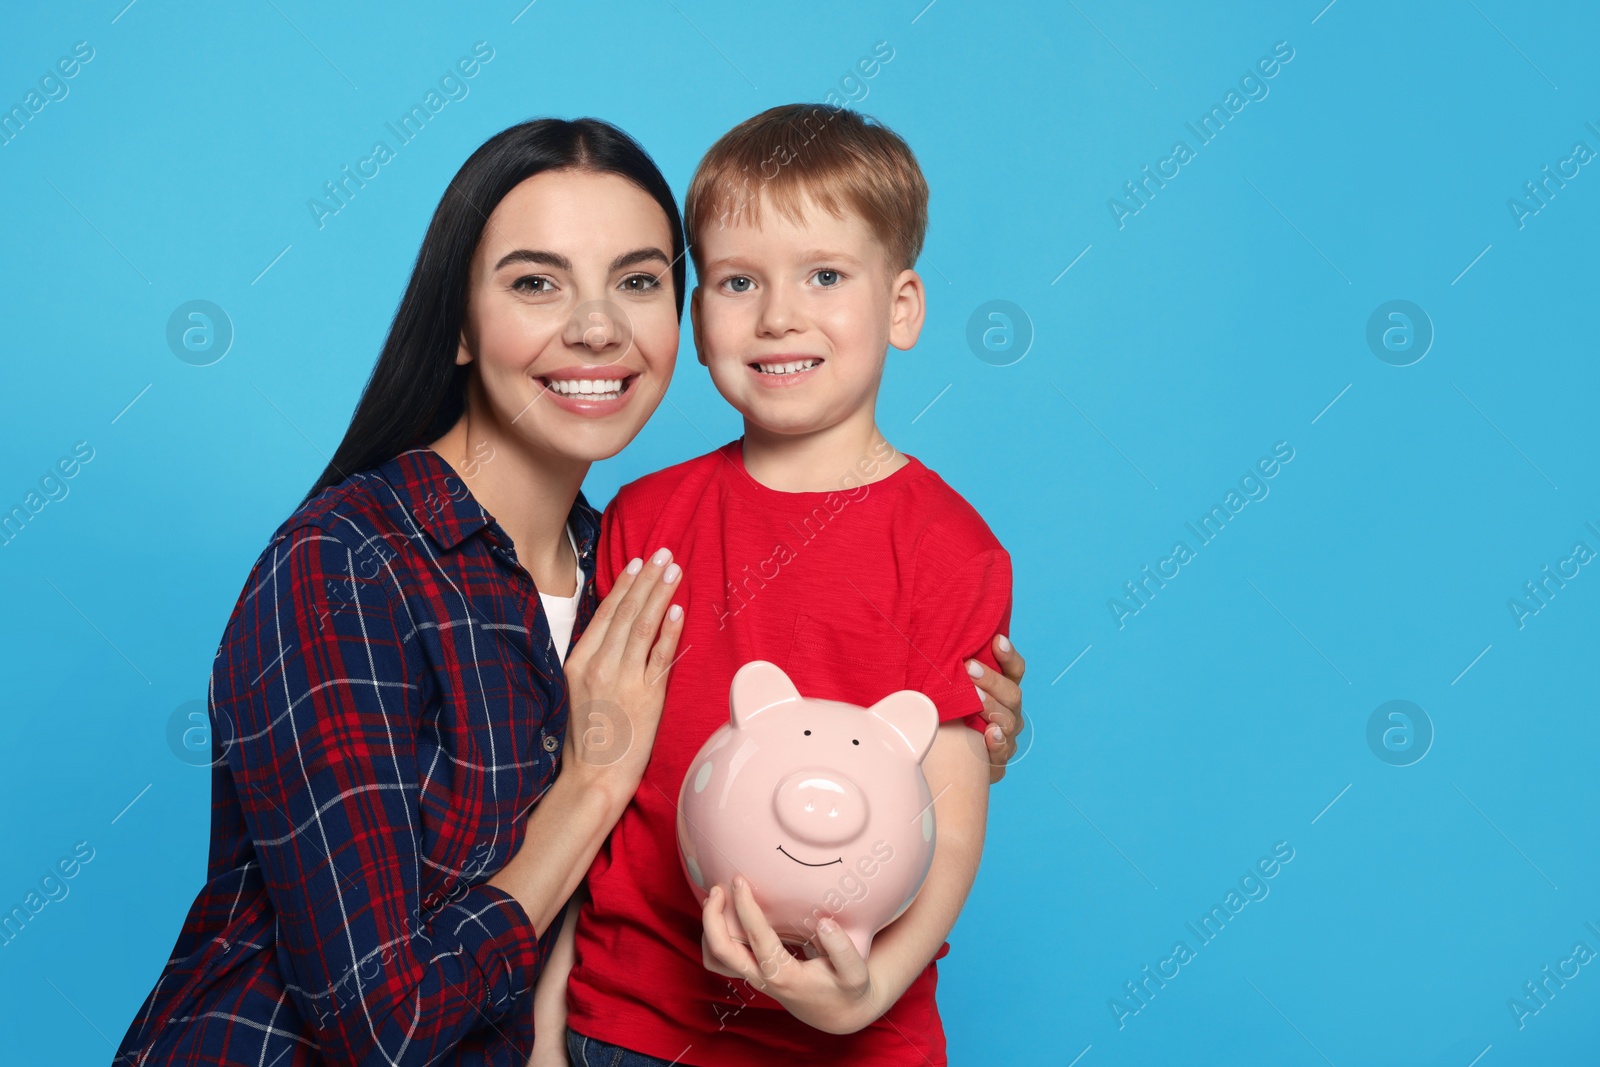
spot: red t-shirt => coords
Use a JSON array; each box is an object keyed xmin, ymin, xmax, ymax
[{"xmin": 565, "ymin": 440, "xmax": 1012, "ymax": 1066}]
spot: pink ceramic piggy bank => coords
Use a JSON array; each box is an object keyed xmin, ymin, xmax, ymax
[{"xmin": 676, "ymin": 660, "xmax": 940, "ymax": 961}]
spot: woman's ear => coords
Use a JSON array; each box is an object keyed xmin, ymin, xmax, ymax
[
  {"xmin": 455, "ymin": 326, "xmax": 474, "ymax": 367},
  {"xmin": 690, "ymin": 286, "xmax": 707, "ymax": 367},
  {"xmin": 887, "ymin": 268, "xmax": 925, "ymax": 353}
]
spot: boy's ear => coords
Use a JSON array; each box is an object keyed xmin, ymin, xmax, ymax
[
  {"xmin": 887, "ymin": 268, "xmax": 925, "ymax": 353},
  {"xmin": 690, "ymin": 286, "xmax": 707, "ymax": 366}
]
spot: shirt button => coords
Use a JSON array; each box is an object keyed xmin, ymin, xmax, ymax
[{"xmin": 542, "ymin": 734, "xmax": 561, "ymax": 753}]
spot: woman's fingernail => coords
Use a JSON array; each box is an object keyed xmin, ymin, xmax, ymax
[
  {"xmin": 818, "ymin": 918, "xmax": 835, "ymax": 933},
  {"xmin": 652, "ymin": 547, "xmax": 672, "ymax": 566},
  {"xmin": 990, "ymin": 726, "xmax": 1004, "ymax": 742},
  {"xmin": 664, "ymin": 563, "xmax": 682, "ymax": 584},
  {"xmin": 626, "ymin": 557, "xmax": 643, "ymax": 575},
  {"xmin": 668, "ymin": 604, "xmax": 684, "ymax": 621},
  {"xmin": 996, "ymin": 634, "xmax": 1011, "ymax": 653},
  {"xmin": 966, "ymin": 660, "xmax": 984, "ymax": 679}
]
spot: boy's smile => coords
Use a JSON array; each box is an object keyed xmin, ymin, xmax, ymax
[{"xmin": 749, "ymin": 355, "xmax": 824, "ymax": 385}]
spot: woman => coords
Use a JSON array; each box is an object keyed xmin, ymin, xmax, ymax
[{"xmin": 114, "ymin": 118, "xmax": 1024, "ymax": 1066}]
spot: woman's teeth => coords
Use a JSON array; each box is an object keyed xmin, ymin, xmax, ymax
[
  {"xmin": 545, "ymin": 377, "xmax": 627, "ymax": 399},
  {"xmin": 753, "ymin": 359, "xmax": 820, "ymax": 375}
]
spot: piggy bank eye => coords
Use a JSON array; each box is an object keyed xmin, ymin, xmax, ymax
[
  {"xmin": 804, "ymin": 729, "xmax": 812, "ymax": 736},
  {"xmin": 852, "ymin": 739, "xmax": 859, "ymax": 745}
]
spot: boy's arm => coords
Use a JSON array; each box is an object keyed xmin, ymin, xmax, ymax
[
  {"xmin": 528, "ymin": 890, "xmax": 584, "ymax": 1066},
  {"xmin": 702, "ymin": 543, "xmax": 1008, "ymax": 1032},
  {"xmin": 843, "ymin": 719, "xmax": 991, "ymax": 1021}
]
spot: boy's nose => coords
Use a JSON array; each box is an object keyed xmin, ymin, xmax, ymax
[
  {"xmin": 773, "ymin": 768, "xmax": 868, "ymax": 846},
  {"xmin": 755, "ymin": 291, "xmax": 803, "ymax": 337}
]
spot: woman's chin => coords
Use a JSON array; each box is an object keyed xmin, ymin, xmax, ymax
[{"xmin": 528, "ymin": 421, "xmax": 642, "ymax": 465}]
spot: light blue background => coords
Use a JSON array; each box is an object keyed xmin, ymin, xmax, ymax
[{"xmin": 2, "ymin": 1, "xmax": 1597, "ymax": 1063}]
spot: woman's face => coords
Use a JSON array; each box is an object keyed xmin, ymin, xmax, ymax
[{"xmin": 457, "ymin": 168, "xmax": 679, "ymax": 463}]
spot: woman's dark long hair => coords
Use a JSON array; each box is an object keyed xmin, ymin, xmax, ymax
[{"xmin": 302, "ymin": 118, "xmax": 687, "ymax": 504}]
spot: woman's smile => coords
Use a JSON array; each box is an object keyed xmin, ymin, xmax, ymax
[{"xmin": 534, "ymin": 365, "xmax": 641, "ymax": 415}]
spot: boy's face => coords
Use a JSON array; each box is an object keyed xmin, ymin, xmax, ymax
[{"xmin": 691, "ymin": 191, "xmax": 923, "ymax": 438}]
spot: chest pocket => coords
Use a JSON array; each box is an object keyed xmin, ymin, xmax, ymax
[{"xmin": 787, "ymin": 610, "xmax": 911, "ymax": 687}]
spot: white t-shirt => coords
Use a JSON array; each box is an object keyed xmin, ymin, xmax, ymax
[{"xmin": 539, "ymin": 523, "xmax": 583, "ymax": 665}]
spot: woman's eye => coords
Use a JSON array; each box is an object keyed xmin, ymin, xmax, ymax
[
  {"xmin": 511, "ymin": 275, "xmax": 554, "ymax": 294},
  {"xmin": 813, "ymin": 269, "xmax": 841, "ymax": 287},
  {"xmin": 620, "ymin": 273, "xmax": 661, "ymax": 292},
  {"xmin": 724, "ymin": 276, "xmax": 753, "ymax": 294}
]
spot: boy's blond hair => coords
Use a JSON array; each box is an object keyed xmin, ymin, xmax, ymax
[{"xmin": 685, "ymin": 104, "xmax": 929, "ymax": 276}]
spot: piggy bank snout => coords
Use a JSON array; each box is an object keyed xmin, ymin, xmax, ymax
[{"xmin": 773, "ymin": 769, "xmax": 869, "ymax": 847}]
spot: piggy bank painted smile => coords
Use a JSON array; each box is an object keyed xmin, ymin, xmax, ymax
[{"xmin": 676, "ymin": 660, "xmax": 940, "ymax": 960}]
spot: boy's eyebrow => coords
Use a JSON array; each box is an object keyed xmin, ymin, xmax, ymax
[
  {"xmin": 797, "ymin": 249, "xmax": 865, "ymax": 266},
  {"xmin": 700, "ymin": 249, "xmax": 866, "ymax": 272},
  {"xmin": 493, "ymin": 247, "xmax": 671, "ymax": 272}
]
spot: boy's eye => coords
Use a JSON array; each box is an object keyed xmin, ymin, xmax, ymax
[
  {"xmin": 619, "ymin": 273, "xmax": 661, "ymax": 292},
  {"xmin": 723, "ymin": 276, "xmax": 754, "ymax": 294},
  {"xmin": 812, "ymin": 269, "xmax": 841, "ymax": 287},
  {"xmin": 511, "ymin": 275, "xmax": 555, "ymax": 294}
]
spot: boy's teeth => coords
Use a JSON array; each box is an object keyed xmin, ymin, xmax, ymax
[
  {"xmin": 755, "ymin": 359, "xmax": 820, "ymax": 375},
  {"xmin": 546, "ymin": 377, "xmax": 625, "ymax": 397}
]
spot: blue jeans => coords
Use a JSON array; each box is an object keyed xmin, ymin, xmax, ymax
[{"xmin": 565, "ymin": 1027, "xmax": 682, "ymax": 1067}]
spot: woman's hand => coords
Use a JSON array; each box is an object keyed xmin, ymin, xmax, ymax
[
  {"xmin": 968, "ymin": 634, "xmax": 1026, "ymax": 782},
  {"xmin": 560, "ymin": 548, "xmax": 684, "ymax": 806},
  {"xmin": 700, "ymin": 879, "xmax": 880, "ymax": 1036},
  {"xmin": 489, "ymin": 551, "xmax": 683, "ymax": 936}
]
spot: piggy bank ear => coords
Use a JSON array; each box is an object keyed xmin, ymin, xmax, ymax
[
  {"xmin": 729, "ymin": 660, "xmax": 803, "ymax": 728},
  {"xmin": 868, "ymin": 690, "xmax": 939, "ymax": 762}
]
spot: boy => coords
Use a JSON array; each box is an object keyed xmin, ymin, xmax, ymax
[{"xmin": 535, "ymin": 104, "xmax": 1013, "ymax": 1066}]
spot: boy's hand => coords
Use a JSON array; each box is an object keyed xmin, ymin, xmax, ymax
[
  {"xmin": 700, "ymin": 879, "xmax": 883, "ymax": 1035},
  {"xmin": 969, "ymin": 634, "xmax": 1026, "ymax": 782},
  {"xmin": 525, "ymin": 1039, "xmax": 569, "ymax": 1067}
]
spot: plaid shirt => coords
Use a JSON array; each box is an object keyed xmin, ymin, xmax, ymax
[{"xmin": 114, "ymin": 448, "xmax": 599, "ymax": 1066}]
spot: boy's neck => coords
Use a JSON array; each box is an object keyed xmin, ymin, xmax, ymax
[{"xmin": 740, "ymin": 413, "xmax": 908, "ymax": 493}]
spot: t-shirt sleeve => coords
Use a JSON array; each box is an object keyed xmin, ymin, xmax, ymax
[{"xmin": 902, "ymin": 547, "xmax": 1013, "ymax": 733}]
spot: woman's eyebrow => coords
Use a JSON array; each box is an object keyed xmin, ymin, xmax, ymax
[
  {"xmin": 492, "ymin": 247, "xmax": 670, "ymax": 273},
  {"xmin": 610, "ymin": 247, "xmax": 672, "ymax": 272},
  {"xmin": 494, "ymin": 249, "xmax": 570, "ymax": 272}
]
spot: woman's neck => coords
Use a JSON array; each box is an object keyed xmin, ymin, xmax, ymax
[{"xmin": 429, "ymin": 411, "xmax": 588, "ymax": 596}]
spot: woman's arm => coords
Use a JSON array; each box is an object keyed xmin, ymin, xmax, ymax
[
  {"xmin": 972, "ymin": 633, "xmax": 1027, "ymax": 781},
  {"xmin": 226, "ymin": 526, "xmax": 539, "ymax": 1063},
  {"xmin": 487, "ymin": 547, "xmax": 683, "ymax": 932},
  {"xmin": 226, "ymin": 528, "xmax": 680, "ymax": 1065},
  {"xmin": 700, "ymin": 720, "xmax": 990, "ymax": 1034}
]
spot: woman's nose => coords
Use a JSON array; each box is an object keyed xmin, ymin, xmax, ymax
[
  {"xmin": 563, "ymin": 298, "xmax": 633, "ymax": 355},
  {"xmin": 772, "ymin": 768, "xmax": 869, "ymax": 847}
]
